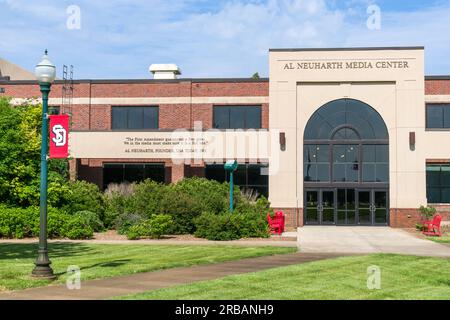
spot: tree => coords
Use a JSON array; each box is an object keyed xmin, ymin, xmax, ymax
[
  {"xmin": 0, "ymin": 97, "xmax": 69, "ymax": 207},
  {"xmin": 252, "ymin": 72, "xmax": 260, "ymax": 79}
]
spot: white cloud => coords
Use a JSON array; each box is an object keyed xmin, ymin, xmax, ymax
[{"xmin": 0, "ymin": 0, "xmax": 449, "ymax": 78}]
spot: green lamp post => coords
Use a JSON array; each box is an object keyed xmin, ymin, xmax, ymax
[
  {"xmin": 31, "ymin": 50, "xmax": 57, "ymax": 279},
  {"xmin": 224, "ymin": 160, "xmax": 238, "ymax": 212}
]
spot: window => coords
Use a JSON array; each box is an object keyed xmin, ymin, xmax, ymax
[
  {"xmin": 362, "ymin": 145, "xmax": 389, "ymax": 183},
  {"xmin": 426, "ymin": 104, "xmax": 450, "ymax": 129},
  {"xmin": 426, "ymin": 164, "xmax": 450, "ymax": 203},
  {"xmin": 103, "ymin": 163, "xmax": 165, "ymax": 189},
  {"xmin": 205, "ymin": 163, "xmax": 268, "ymax": 197},
  {"xmin": 304, "ymin": 145, "xmax": 329, "ymax": 182},
  {"xmin": 213, "ymin": 106, "xmax": 261, "ymax": 129},
  {"xmin": 112, "ymin": 106, "xmax": 158, "ymax": 130},
  {"xmin": 304, "ymin": 99, "xmax": 389, "ymax": 140},
  {"xmin": 304, "ymin": 99, "xmax": 389, "ymax": 185},
  {"xmin": 333, "ymin": 145, "xmax": 359, "ymax": 182}
]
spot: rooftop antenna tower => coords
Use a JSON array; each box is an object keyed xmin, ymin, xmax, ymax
[{"xmin": 62, "ymin": 64, "xmax": 74, "ymax": 118}]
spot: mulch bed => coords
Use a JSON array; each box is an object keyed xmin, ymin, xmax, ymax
[{"xmin": 93, "ymin": 230, "xmax": 297, "ymax": 242}]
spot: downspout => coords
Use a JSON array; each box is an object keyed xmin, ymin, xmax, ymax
[{"xmin": 88, "ymin": 80, "xmax": 92, "ymax": 130}]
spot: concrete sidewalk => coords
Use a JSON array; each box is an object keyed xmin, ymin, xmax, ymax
[
  {"xmin": 0, "ymin": 252, "xmax": 344, "ymax": 300},
  {"xmin": 298, "ymin": 227, "xmax": 450, "ymax": 257}
]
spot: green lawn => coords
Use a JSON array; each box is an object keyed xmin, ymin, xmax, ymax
[
  {"xmin": 0, "ymin": 243, "xmax": 295, "ymax": 292},
  {"xmin": 116, "ymin": 254, "xmax": 450, "ymax": 300},
  {"xmin": 427, "ymin": 236, "xmax": 450, "ymax": 244}
]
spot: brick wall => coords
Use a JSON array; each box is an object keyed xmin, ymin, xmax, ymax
[
  {"xmin": 390, "ymin": 207, "xmax": 450, "ymax": 228},
  {"xmin": 425, "ymin": 79, "xmax": 450, "ymax": 95},
  {"xmin": 90, "ymin": 105, "xmax": 111, "ymax": 130},
  {"xmin": 191, "ymin": 82, "xmax": 268, "ymax": 97},
  {"xmin": 171, "ymin": 164, "xmax": 185, "ymax": 183},
  {"xmin": 272, "ymin": 208, "xmax": 301, "ymax": 230},
  {"xmin": 159, "ymin": 104, "xmax": 191, "ymax": 129}
]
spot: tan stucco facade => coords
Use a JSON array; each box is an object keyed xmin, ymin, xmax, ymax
[{"xmin": 268, "ymin": 47, "xmax": 441, "ymax": 214}]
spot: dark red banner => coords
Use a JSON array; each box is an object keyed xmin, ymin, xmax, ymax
[{"xmin": 49, "ymin": 114, "xmax": 69, "ymax": 159}]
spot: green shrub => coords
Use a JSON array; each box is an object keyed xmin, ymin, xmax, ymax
[
  {"xmin": 0, "ymin": 205, "xmax": 93, "ymax": 239},
  {"xmin": 194, "ymin": 212, "xmax": 240, "ymax": 240},
  {"xmin": 103, "ymin": 183, "xmax": 136, "ymax": 228},
  {"xmin": 159, "ymin": 186, "xmax": 198, "ymax": 234},
  {"xmin": 126, "ymin": 214, "xmax": 173, "ymax": 240},
  {"xmin": 0, "ymin": 205, "xmax": 39, "ymax": 238},
  {"xmin": 194, "ymin": 196, "xmax": 271, "ymax": 241},
  {"xmin": 156, "ymin": 178, "xmax": 239, "ymax": 234},
  {"xmin": 128, "ymin": 179, "xmax": 166, "ymax": 216},
  {"xmin": 419, "ymin": 205, "xmax": 437, "ymax": 220},
  {"xmin": 47, "ymin": 207, "xmax": 71, "ymax": 238},
  {"xmin": 73, "ymin": 210, "xmax": 104, "ymax": 232},
  {"xmin": 62, "ymin": 181, "xmax": 104, "ymax": 218},
  {"xmin": 173, "ymin": 177, "xmax": 234, "ymax": 214},
  {"xmin": 123, "ymin": 178, "xmax": 233, "ymax": 234},
  {"xmin": 63, "ymin": 215, "xmax": 93, "ymax": 239},
  {"xmin": 101, "ymin": 177, "xmax": 267, "ymax": 236},
  {"xmin": 115, "ymin": 213, "xmax": 145, "ymax": 235}
]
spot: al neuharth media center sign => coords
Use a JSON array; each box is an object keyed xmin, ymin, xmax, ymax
[{"xmin": 283, "ymin": 59, "xmax": 410, "ymax": 70}]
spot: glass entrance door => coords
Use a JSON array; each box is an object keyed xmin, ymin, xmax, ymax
[
  {"xmin": 337, "ymin": 189, "xmax": 356, "ymax": 225},
  {"xmin": 305, "ymin": 190, "xmax": 319, "ymax": 225},
  {"xmin": 321, "ymin": 190, "xmax": 335, "ymax": 225},
  {"xmin": 305, "ymin": 189, "xmax": 335, "ymax": 225},
  {"xmin": 305, "ymin": 188, "xmax": 389, "ymax": 226},
  {"xmin": 357, "ymin": 190, "xmax": 372, "ymax": 225},
  {"xmin": 356, "ymin": 189, "xmax": 389, "ymax": 226},
  {"xmin": 374, "ymin": 191, "xmax": 389, "ymax": 225}
]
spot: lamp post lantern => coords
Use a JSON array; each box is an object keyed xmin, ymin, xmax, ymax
[
  {"xmin": 32, "ymin": 50, "xmax": 57, "ymax": 279},
  {"xmin": 224, "ymin": 160, "xmax": 238, "ymax": 212}
]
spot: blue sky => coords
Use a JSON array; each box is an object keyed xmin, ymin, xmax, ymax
[{"xmin": 1, "ymin": 0, "xmax": 450, "ymax": 79}]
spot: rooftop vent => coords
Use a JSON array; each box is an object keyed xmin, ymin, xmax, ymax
[{"xmin": 149, "ymin": 64, "xmax": 181, "ymax": 80}]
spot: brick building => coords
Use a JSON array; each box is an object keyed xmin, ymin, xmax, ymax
[{"xmin": 1, "ymin": 47, "xmax": 450, "ymax": 229}]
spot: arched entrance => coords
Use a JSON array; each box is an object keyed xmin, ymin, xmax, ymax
[{"xmin": 303, "ymin": 98, "xmax": 389, "ymax": 226}]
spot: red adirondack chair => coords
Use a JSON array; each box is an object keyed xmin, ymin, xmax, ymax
[
  {"xmin": 267, "ymin": 213, "xmax": 283, "ymax": 235},
  {"xmin": 275, "ymin": 211, "xmax": 285, "ymax": 233},
  {"xmin": 422, "ymin": 214, "xmax": 442, "ymax": 237}
]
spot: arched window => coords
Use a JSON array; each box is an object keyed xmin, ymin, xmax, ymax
[
  {"xmin": 304, "ymin": 99, "xmax": 389, "ymax": 184},
  {"xmin": 304, "ymin": 99, "xmax": 389, "ymax": 140}
]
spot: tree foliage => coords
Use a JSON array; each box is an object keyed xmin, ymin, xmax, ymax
[{"xmin": 0, "ymin": 97, "xmax": 69, "ymax": 207}]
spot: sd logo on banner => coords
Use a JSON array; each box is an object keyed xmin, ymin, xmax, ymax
[{"xmin": 49, "ymin": 114, "xmax": 69, "ymax": 159}]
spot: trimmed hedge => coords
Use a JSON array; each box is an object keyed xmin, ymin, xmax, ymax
[{"xmin": 0, "ymin": 205, "xmax": 94, "ymax": 239}]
